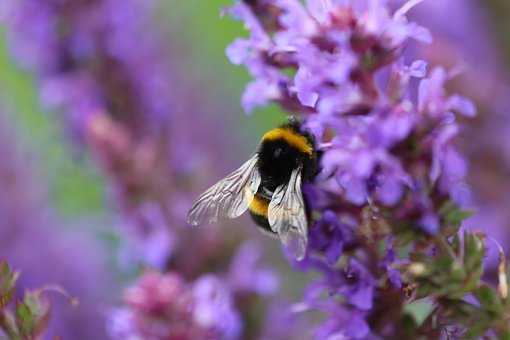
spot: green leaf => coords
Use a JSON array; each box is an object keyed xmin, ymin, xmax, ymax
[
  {"xmin": 404, "ymin": 299, "xmax": 434, "ymax": 327},
  {"xmin": 439, "ymin": 200, "xmax": 474, "ymax": 226},
  {"xmin": 464, "ymin": 321, "xmax": 491, "ymax": 339},
  {"xmin": 498, "ymin": 330, "xmax": 510, "ymax": 340},
  {"xmin": 446, "ymin": 209, "xmax": 474, "ymax": 226},
  {"xmin": 15, "ymin": 291, "xmax": 50, "ymax": 338},
  {"xmin": 0, "ymin": 261, "xmax": 19, "ymax": 309},
  {"xmin": 450, "ymin": 260, "xmax": 466, "ymax": 282},
  {"xmin": 463, "ymin": 233, "xmax": 485, "ymax": 289},
  {"xmin": 0, "ymin": 311, "xmax": 21, "ymax": 340},
  {"xmin": 474, "ymin": 285, "xmax": 504, "ymax": 316}
]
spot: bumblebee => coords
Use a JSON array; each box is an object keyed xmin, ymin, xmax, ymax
[{"xmin": 186, "ymin": 117, "xmax": 319, "ymax": 260}]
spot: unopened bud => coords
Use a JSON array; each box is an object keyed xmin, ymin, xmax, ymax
[{"xmin": 408, "ymin": 262, "xmax": 427, "ymax": 276}]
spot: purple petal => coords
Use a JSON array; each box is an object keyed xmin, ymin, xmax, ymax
[
  {"xmin": 226, "ymin": 38, "xmax": 251, "ymax": 65},
  {"xmin": 420, "ymin": 213, "xmax": 439, "ymax": 234},
  {"xmin": 447, "ymin": 95, "xmax": 477, "ymax": 117},
  {"xmin": 242, "ymin": 79, "xmax": 280, "ymax": 113},
  {"xmin": 409, "ymin": 60, "xmax": 428, "ymax": 78}
]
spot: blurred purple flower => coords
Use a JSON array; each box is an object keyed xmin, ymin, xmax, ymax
[
  {"xmin": 120, "ymin": 203, "xmax": 176, "ymax": 269},
  {"xmin": 0, "ymin": 113, "xmax": 113, "ymax": 340},
  {"xmin": 1, "ymin": 2, "xmax": 285, "ymax": 340},
  {"xmin": 228, "ymin": 241, "xmax": 279, "ymax": 296},
  {"xmin": 192, "ymin": 275, "xmax": 242, "ymax": 339},
  {"xmin": 411, "ymin": 0, "xmax": 510, "ymax": 252},
  {"xmin": 0, "ymin": 0, "xmax": 240, "ymax": 272},
  {"xmin": 110, "ymin": 241, "xmax": 278, "ymax": 339},
  {"xmin": 111, "ymin": 271, "xmax": 244, "ymax": 340},
  {"xmin": 314, "ymin": 308, "xmax": 370, "ymax": 339},
  {"xmin": 109, "ymin": 272, "xmax": 214, "ymax": 339},
  {"xmin": 258, "ymin": 301, "xmax": 312, "ymax": 340}
]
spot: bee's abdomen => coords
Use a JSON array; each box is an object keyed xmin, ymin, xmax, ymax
[{"xmin": 248, "ymin": 194, "xmax": 276, "ymax": 235}]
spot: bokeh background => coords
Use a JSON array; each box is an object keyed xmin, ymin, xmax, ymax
[{"xmin": 0, "ymin": 0, "xmax": 509, "ymax": 338}]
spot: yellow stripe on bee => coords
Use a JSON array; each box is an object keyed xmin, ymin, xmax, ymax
[
  {"xmin": 249, "ymin": 195, "xmax": 269, "ymax": 217},
  {"xmin": 262, "ymin": 128, "xmax": 313, "ymax": 155}
]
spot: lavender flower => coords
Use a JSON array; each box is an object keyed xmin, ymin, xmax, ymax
[
  {"xmin": 227, "ymin": 241, "xmax": 279, "ymax": 296},
  {"xmin": 109, "ymin": 271, "xmax": 242, "ymax": 340},
  {"xmin": 227, "ymin": 0, "xmax": 472, "ymax": 232},
  {"xmin": 411, "ymin": 0, "xmax": 510, "ymax": 261},
  {"xmin": 110, "ymin": 241, "xmax": 278, "ymax": 340},
  {"xmin": 226, "ymin": 0, "xmax": 499, "ymax": 337},
  {"xmin": 109, "ymin": 272, "xmax": 207, "ymax": 339},
  {"xmin": 192, "ymin": 275, "xmax": 242, "ymax": 339}
]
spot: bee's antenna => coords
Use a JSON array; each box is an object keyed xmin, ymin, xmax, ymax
[{"xmin": 288, "ymin": 115, "xmax": 299, "ymax": 124}]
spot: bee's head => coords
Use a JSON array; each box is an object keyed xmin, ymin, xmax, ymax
[
  {"xmin": 273, "ymin": 146, "xmax": 283, "ymax": 158},
  {"xmin": 286, "ymin": 115, "xmax": 302, "ymax": 129}
]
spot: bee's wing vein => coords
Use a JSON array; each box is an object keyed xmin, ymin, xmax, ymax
[
  {"xmin": 186, "ymin": 154, "xmax": 261, "ymax": 225},
  {"xmin": 268, "ymin": 166, "xmax": 308, "ymax": 260}
]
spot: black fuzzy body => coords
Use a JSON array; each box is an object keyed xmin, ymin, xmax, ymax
[
  {"xmin": 248, "ymin": 120, "xmax": 319, "ymax": 234},
  {"xmin": 257, "ymin": 121, "xmax": 318, "ymax": 190}
]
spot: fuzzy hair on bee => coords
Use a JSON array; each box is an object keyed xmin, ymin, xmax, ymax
[{"xmin": 186, "ymin": 117, "xmax": 319, "ymax": 260}]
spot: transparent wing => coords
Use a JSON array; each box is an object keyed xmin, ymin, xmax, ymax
[
  {"xmin": 268, "ymin": 166, "xmax": 308, "ymax": 260},
  {"xmin": 186, "ymin": 154, "xmax": 261, "ymax": 226}
]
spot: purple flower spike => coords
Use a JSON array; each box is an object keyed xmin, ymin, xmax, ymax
[
  {"xmin": 228, "ymin": 0, "xmax": 478, "ymax": 336},
  {"xmin": 110, "ymin": 271, "xmax": 243, "ymax": 340}
]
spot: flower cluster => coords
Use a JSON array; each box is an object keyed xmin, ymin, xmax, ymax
[
  {"xmin": 228, "ymin": 0, "xmax": 509, "ymax": 337},
  {"xmin": 109, "ymin": 241, "xmax": 279, "ymax": 339},
  {"xmin": 109, "ymin": 272, "xmax": 241, "ymax": 339},
  {"xmin": 412, "ymin": 0, "xmax": 510, "ymax": 261}
]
